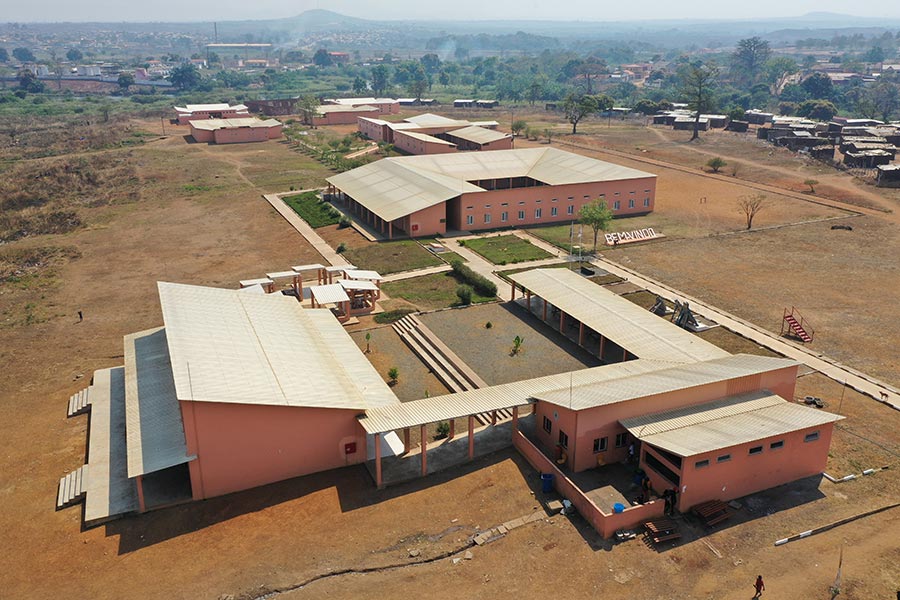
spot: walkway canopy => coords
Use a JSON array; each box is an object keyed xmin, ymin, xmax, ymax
[{"xmin": 509, "ymin": 268, "xmax": 729, "ymax": 364}]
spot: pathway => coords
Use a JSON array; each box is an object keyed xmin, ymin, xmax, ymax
[
  {"xmin": 381, "ymin": 264, "xmax": 453, "ymax": 283},
  {"xmin": 262, "ymin": 192, "xmax": 350, "ymax": 266}
]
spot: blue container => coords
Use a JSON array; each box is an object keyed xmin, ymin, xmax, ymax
[
  {"xmin": 541, "ymin": 473, "xmax": 554, "ymax": 493},
  {"xmin": 613, "ymin": 502, "xmax": 626, "ymax": 513}
]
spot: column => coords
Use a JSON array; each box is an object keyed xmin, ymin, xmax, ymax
[
  {"xmin": 375, "ymin": 432, "xmax": 383, "ymax": 489},
  {"xmin": 388, "ymin": 222, "xmax": 393, "ymax": 240},
  {"xmin": 491, "ymin": 410, "xmax": 497, "ymax": 426},
  {"xmin": 468, "ymin": 416, "xmax": 475, "ymax": 460},
  {"xmin": 542, "ymin": 298, "xmax": 548, "ymax": 322},
  {"xmin": 136, "ymin": 475, "xmax": 146, "ymax": 513},
  {"xmin": 513, "ymin": 406, "xmax": 519, "ymax": 429},
  {"xmin": 449, "ymin": 419, "xmax": 455, "ymax": 440},
  {"xmin": 623, "ymin": 348, "xmax": 628, "ymax": 362},
  {"xmin": 403, "ymin": 427, "xmax": 410, "ymax": 454},
  {"xmin": 579, "ymin": 322, "xmax": 585, "ymax": 347},
  {"xmin": 510, "ymin": 282, "xmax": 516, "ymax": 300},
  {"xmin": 559, "ymin": 311, "xmax": 565, "ymax": 333},
  {"xmin": 599, "ymin": 336, "xmax": 606, "ymax": 361},
  {"xmin": 420, "ymin": 424, "xmax": 427, "ymax": 476}
]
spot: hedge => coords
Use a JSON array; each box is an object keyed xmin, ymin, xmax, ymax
[{"xmin": 450, "ymin": 260, "xmax": 497, "ymax": 297}]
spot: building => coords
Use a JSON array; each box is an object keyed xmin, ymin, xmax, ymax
[
  {"xmin": 245, "ymin": 97, "xmax": 299, "ymax": 116},
  {"xmin": 876, "ymin": 164, "xmax": 900, "ymax": 187},
  {"xmin": 174, "ymin": 103, "xmax": 250, "ymax": 125},
  {"xmin": 189, "ymin": 118, "xmax": 283, "ymax": 144},
  {"xmin": 357, "ymin": 113, "xmax": 500, "ymax": 146},
  {"xmin": 313, "ymin": 104, "xmax": 381, "ymax": 126},
  {"xmin": 326, "ymin": 147, "xmax": 656, "ymax": 238},
  {"xmin": 322, "ymin": 97, "xmax": 399, "ymax": 115}
]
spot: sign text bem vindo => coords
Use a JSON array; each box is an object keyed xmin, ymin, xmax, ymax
[{"xmin": 605, "ymin": 228, "xmax": 665, "ymax": 246}]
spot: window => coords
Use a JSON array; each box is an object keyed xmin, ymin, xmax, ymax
[
  {"xmin": 615, "ymin": 432, "xmax": 628, "ymax": 448},
  {"xmin": 518, "ymin": 201, "xmax": 526, "ymax": 205},
  {"xmin": 599, "ymin": 194, "xmax": 605, "ymax": 200},
  {"xmin": 518, "ymin": 210, "xmax": 525, "ymax": 220},
  {"xmin": 551, "ymin": 207, "xmax": 558, "ymax": 217},
  {"xmin": 466, "ymin": 206, "xmax": 474, "ymax": 210},
  {"xmin": 439, "ymin": 218, "xmax": 446, "ymax": 223},
  {"xmin": 483, "ymin": 214, "xmax": 492, "ymax": 224},
  {"xmin": 695, "ymin": 459, "xmax": 710, "ymax": 469},
  {"xmin": 535, "ymin": 208, "xmax": 542, "ymax": 219},
  {"xmin": 501, "ymin": 211, "xmax": 508, "ymax": 222},
  {"xmin": 536, "ymin": 199, "xmax": 542, "ymax": 203},
  {"xmin": 643, "ymin": 198, "xmax": 650, "ymax": 207},
  {"xmin": 644, "ymin": 189, "xmax": 651, "ymax": 193},
  {"xmin": 614, "ymin": 192, "xmax": 620, "ymax": 196},
  {"xmin": 466, "ymin": 215, "xmax": 474, "ymax": 225},
  {"xmin": 558, "ymin": 430, "xmax": 569, "ymax": 449},
  {"xmin": 501, "ymin": 202, "xmax": 509, "ymax": 207},
  {"xmin": 542, "ymin": 416, "xmax": 552, "ymax": 433},
  {"xmin": 804, "ymin": 431, "xmax": 820, "ymax": 443},
  {"xmin": 770, "ymin": 440, "xmax": 784, "ymax": 450},
  {"xmin": 567, "ymin": 196, "xmax": 574, "ymax": 201},
  {"xmin": 628, "ymin": 199, "xmax": 635, "ymax": 208},
  {"xmin": 613, "ymin": 200, "xmax": 621, "ymax": 210},
  {"xmin": 593, "ymin": 437, "xmax": 608, "ymax": 453},
  {"xmin": 749, "ymin": 445, "xmax": 763, "ymax": 455},
  {"xmin": 567, "ymin": 205, "xmax": 574, "ymax": 215},
  {"xmin": 551, "ymin": 198, "xmax": 558, "ymax": 202},
  {"xmin": 717, "ymin": 454, "xmax": 731, "ymax": 463},
  {"xmin": 583, "ymin": 195, "xmax": 590, "ymax": 200},
  {"xmin": 485, "ymin": 204, "xmax": 491, "ymax": 208}
]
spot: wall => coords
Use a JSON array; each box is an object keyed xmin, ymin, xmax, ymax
[
  {"xmin": 675, "ymin": 423, "xmax": 834, "ymax": 511},
  {"xmin": 190, "ymin": 126, "xmax": 215, "ymax": 143},
  {"xmin": 358, "ymin": 117, "xmax": 389, "ymax": 142},
  {"xmin": 176, "ymin": 109, "xmax": 246, "ymax": 125},
  {"xmin": 403, "ymin": 202, "xmax": 448, "ymax": 237},
  {"xmin": 180, "ymin": 401, "xmax": 367, "ymax": 500},
  {"xmin": 213, "ymin": 127, "xmax": 271, "ymax": 144},
  {"xmin": 447, "ymin": 177, "xmax": 656, "ymax": 231},
  {"xmin": 394, "ymin": 130, "xmax": 457, "ymax": 156},
  {"xmin": 534, "ymin": 401, "xmax": 580, "ymax": 471}
]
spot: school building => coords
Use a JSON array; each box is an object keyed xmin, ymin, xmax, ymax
[
  {"xmin": 174, "ymin": 103, "xmax": 250, "ymax": 125},
  {"xmin": 189, "ymin": 117, "xmax": 283, "ymax": 144},
  {"xmin": 357, "ymin": 112, "xmax": 508, "ymax": 155}
]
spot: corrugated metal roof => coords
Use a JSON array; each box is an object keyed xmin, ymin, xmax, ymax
[
  {"xmin": 359, "ymin": 359, "xmax": 678, "ymax": 433},
  {"xmin": 341, "ymin": 279, "xmax": 379, "ymax": 291},
  {"xmin": 405, "ymin": 113, "xmax": 469, "ymax": 127},
  {"xmin": 535, "ymin": 354, "xmax": 799, "ymax": 411},
  {"xmin": 292, "ymin": 263, "xmax": 325, "ymax": 272},
  {"xmin": 510, "ymin": 269, "xmax": 728, "ymax": 364},
  {"xmin": 345, "ymin": 269, "xmax": 382, "ymax": 281},
  {"xmin": 327, "ymin": 148, "xmax": 656, "ymax": 222},
  {"xmin": 309, "ymin": 283, "xmax": 350, "ymax": 304},
  {"xmin": 316, "ymin": 104, "xmax": 380, "ymax": 114},
  {"xmin": 266, "ymin": 271, "xmax": 298, "ymax": 280},
  {"xmin": 159, "ymin": 282, "xmax": 398, "ymax": 410},
  {"xmin": 445, "ymin": 125, "xmax": 511, "ymax": 145},
  {"xmin": 620, "ymin": 391, "xmax": 843, "ymax": 457},
  {"xmin": 190, "ymin": 117, "xmax": 280, "ymax": 131},
  {"xmin": 123, "ymin": 327, "xmax": 192, "ymax": 478},
  {"xmin": 397, "ymin": 130, "xmax": 457, "ymax": 145},
  {"xmin": 240, "ymin": 277, "xmax": 273, "ymax": 288}
]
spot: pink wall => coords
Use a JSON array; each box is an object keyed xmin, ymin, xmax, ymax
[
  {"xmin": 534, "ymin": 401, "xmax": 580, "ymax": 470},
  {"xmin": 213, "ymin": 127, "xmax": 271, "ymax": 144},
  {"xmin": 314, "ymin": 111, "xmax": 375, "ymax": 126},
  {"xmin": 177, "ymin": 109, "xmax": 247, "ymax": 125},
  {"xmin": 449, "ymin": 177, "xmax": 657, "ymax": 231},
  {"xmin": 394, "ymin": 130, "xmax": 458, "ymax": 155},
  {"xmin": 675, "ymin": 423, "xmax": 835, "ymax": 511},
  {"xmin": 180, "ymin": 401, "xmax": 367, "ymax": 500},
  {"xmin": 358, "ymin": 117, "xmax": 390, "ymax": 142},
  {"xmin": 190, "ymin": 127, "xmax": 215, "ymax": 143},
  {"xmin": 403, "ymin": 202, "xmax": 448, "ymax": 237}
]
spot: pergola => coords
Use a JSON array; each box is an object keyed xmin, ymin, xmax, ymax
[
  {"xmin": 341, "ymin": 279, "xmax": 380, "ymax": 313},
  {"xmin": 266, "ymin": 271, "xmax": 301, "ymax": 297},
  {"xmin": 239, "ymin": 277, "xmax": 275, "ymax": 293},
  {"xmin": 308, "ymin": 284, "xmax": 351, "ymax": 322},
  {"xmin": 291, "ymin": 263, "xmax": 327, "ymax": 297}
]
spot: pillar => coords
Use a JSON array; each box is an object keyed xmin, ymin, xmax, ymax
[
  {"xmin": 559, "ymin": 311, "xmax": 565, "ymax": 333},
  {"xmin": 532, "ymin": 403, "xmax": 537, "ymax": 415},
  {"xmin": 510, "ymin": 282, "xmax": 516, "ymax": 301},
  {"xmin": 449, "ymin": 419, "xmax": 455, "ymax": 440},
  {"xmin": 388, "ymin": 222, "xmax": 393, "ymax": 240},
  {"xmin": 491, "ymin": 410, "xmax": 497, "ymax": 426},
  {"xmin": 579, "ymin": 322, "xmax": 585, "ymax": 347},
  {"xmin": 468, "ymin": 415, "xmax": 475, "ymax": 460},
  {"xmin": 526, "ymin": 290, "xmax": 531, "ymax": 310},
  {"xmin": 403, "ymin": 427, "xmax": 410, "ymax": 454},
  {"xmin": 623, "ymin": 348, "xmax": 628, "ymax": 362},
  {"xmin": 599, "ymin": 335, "xmax": 606, "ymax": 361},
  {"xmin": 513, "ymin": 406, "xmax": 519, "ymax": 429},
  {"xmin": 136, "ymin": 475, "xmax": 146, "ymax": 513},
  {"xmin": 420, "ymin": 424, "xmax": 427, "ymax": 476},
  {"xmin": 375, "ymin": 432, "xmax": 383, "ymax": 489},
  {"xmin": 542, "ymin": 298, "xmax": 547, "ymax": 322}
]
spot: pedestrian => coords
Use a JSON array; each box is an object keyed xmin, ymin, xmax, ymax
[
  {"xmin": 670, "ymin": 486, "xmax": 678, "ymax": 515},
  {"xmin": 662, "ymin": 489, "xmax": 671, "ymax": 515},
  {"xmin": 77, "ymin": 310, "xmax": 83, "ymax": 323},
  {"xmin": 628, "ymin": 442, "xmax": 635, "ymax": 463},
  {"xmin": 754, "ymin": 575, "xmax": 765, "ymax": 598}
]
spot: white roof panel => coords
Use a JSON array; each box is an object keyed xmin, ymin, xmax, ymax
[
  {"xmin": 310, "ymin": 283, "xmax": 351, "ymax": 304},
  {"xmin": 445, "ymin": 125, "xmax": 510, "ymax": 145},
  {"xmin": 345, "ymin": 269, "xmax": 382, "ymax": 281},
  {"xmin": 341, "ymin": 279, "xmax": 379, "ymax": 291}
]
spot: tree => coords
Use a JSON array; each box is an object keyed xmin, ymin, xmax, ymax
[
  {"xmin": 804, "ymin": 179, "xmax": 819, "ymax": 193},
  {"xmin": 371, "ymin": 64, "xmax": 389, "ymax": 96},
  {"xmin": 352, "ymin": 76, "xmax": 367, "ymax": 94},
  {"xmin": 511, "ymin": 119, "xmax": 527, "ymax": 136},
  {"xmin": 763, "ymin": 56, "xmax": 798, "ymax": 86},
  {"xmin": 800, "ymin": 72, "xmax": 834, "ymax": 100},
  {"xmin": 66, "ymin": 48, "xmax": 83, "ymax": 62},
  {"xmin": 420, "ymin": 53, "xmax": 441, "ymax": 75},
  {"xmin": 731, "ymin": 37, "xmax": 771, "ymax": 86},
  {"xmin": 406, "ymin": 63, "xmax": 428, "ymax": 99},
  {"xmin": 527, "ymin": 77, "xmax": 544, "ymax": 105},
  {"xmin": 387, "ymin": 366, "xmax": 399, "ymax": 385},
  {"xmin": 634, "ymin": 99, "xmax": 659, "ymax": 115},
  {"xmin": 312, "ymin": 49, "xmax": 332, "ymax": 67},
  {"xmin": 365, "ymin": 332, "xmax": 372, "ymax": 353},
  {"xmin": 17, "ymin": 69, "xmax": 44, "ymax": 93},
  {"xmin": 579, "ymin": 199, "xmax": 615, "ymax": 251},
  {"xmin": 438, "ymin": 70, "xmax": 449, "ymax": 86},
  {"xmin": 0, "ymin": 48, "xmax": 8, "ymax": 62},
  {"xmin": 13, "ymin": 47, "xmax": 36, "ymax": 63},
  {"xmin": 706, "ymin": 157, "xmax": 727, "ymax": 173},
  {"xmin": 167, "ymin": 63, "xmax": 201, "ymax": 90},
  {"xmin": 869, "ymin": 81, "xmax": 899, "ymax": 122},
  {"xmin": 562, "ymin": 93, "xmax": 599, "ymax": 134},
  {"xmin": 726, "ymin": 107, "xmax": 746, "ymax": 121},
  {"xmin": 117, "ymin": 72, "xmax": 135, "ymax": 90},
  {"xmin": 737, "ymin": 194, "xmax": 768, "ymax": 230},
  {"xmin": 563, "ymin": 56, "xmax": 607, "ymax": 94},
  {"xmin": 681, "ymin": 62, "xmax": 720, "ymax": 141},
  {"xmin": 511, "ymin": 335, "xmax": 524, "ymax": 356},
  {"xmin": 797, "ymin": 99, "xmax": 837, "ymax": 121},
  {"xmin": 297, "ymin": 95, "xmax": 320, "ymax": 126}
]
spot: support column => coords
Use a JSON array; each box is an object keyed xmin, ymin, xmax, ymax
[
  {"xmin": 579, "ymin": 322, "xmax": 585, "ymax": 347},
  {"xmin": 510, "ymin": 282, "xmax": 516, "ymax": 300},
  {"xmin": 532, "ymin": 403, "xmax": 537, "ymax": 415},
  {"xmin": 136, "ymin": 475, "xmax": 146, "ymax": 513},
  {"xmin": 599, "ymin": 335, "xmax": 606, "ymax": 361},
  {"xmin": 542, "ymin": 298, "xmax": 548, "ymax": 322},
  {"xmin": 559, "ymin": 311, "xmax": 565, "ymax": 333},
  {"xmin": 375, "ymin": 432, "xmax": 383, "ymax": 489},
  {"xmin": 420, "ymin": 424, "xmax": 427, "ymax": 476},
  {"xmin": 491, "ymin": 410, "xmax": 497, "ymax": 426},
  {"xmin": 449, "ymin": 419, "xmax": 455, "ymax": 440},
  {"xmin": 512, "ymin": 406, "xmax": 519, "ymax": 429},
  {"xmin": 525, "ymin": 290, "xmax": 531, "ymax": 310},
  {"xmin": 468, "ymin": 415, "xmax": 475, "ymax": 460},
  {"xmin": 403, "ymin": 427, "xmax": 410, "ymax": 454},
  {"xmin": 388, "ymin": 222, "xmax": 392, "ymax": 240},
  {"xmin": 623, "ymin": 348, "xmax": 628, "ymax": 362}
]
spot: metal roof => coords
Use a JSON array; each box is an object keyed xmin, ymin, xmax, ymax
[
  {"xmin": 345, "ymin": 269, "xmax": 382, "ymax": 281},
  {"xmin": 620, "ymin": 391, "xmax": 843, "ymax": 457},
  {"xmin": 158, "ymin": 282, "xmax": 398, "ymax": 410},
  {"xmin": 405, "ymin": 113, "xmax": 469, "ymax": 127},
  {"xmin": 240, "ymin": 277, "xmax": 273, "ymax": 288},
  {"xmin": 310, "ymin": 283, "xmax": 351, "ymax": 304},
  {"xmin": 316, "ymin": 104, "xmax": 380, "ymax": 114},
  {"xmin": 123, "ymin": 327, "xmax": 193, "ymax": 478},
  {"xmin": 397, "ymin": 130, "xmax": 457, "ymax": 145},
  {"xmin": 359, "ymin": 359, "xmax": 677, "ymax": 434},
  {"xmin": 190, "ymin": 118, "xmax": 280, "ymax": 131},
  {"xmin": 266, "ymin": 271, "xmax": 297, "ymax": 280},
  {"xmin": 175, "ymin": 103, "xmax": 246, "ymax": 112},
  {"xmin": 535, "ymin": 354, "xmax": 799, "ymax": 411},
  {"xmin": 293, "ymin": 263, "xmax": 325, "ymax": 273},
  {"xmin": 510, "ymin": 269, "xmax": 729, "ymax": 363},
  {"xmin": 341, "ymin": 279, "xmax": 379, "ymax": 291},
  {"xmin": 327, "ymin": 148, "xmax": 655, "ymax": 222},
  {"xmin": 445, "ymin": 125, "xmax": 511, "ymax": 145}
]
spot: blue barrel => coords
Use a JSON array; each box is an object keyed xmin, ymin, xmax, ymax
[
  {"xmin": 541, "ymin": 473, "xmax": 554, "ymax": 493},
  {"xmin": 613, "ymin": 502, "xmax": 625, "ymax": 513}
]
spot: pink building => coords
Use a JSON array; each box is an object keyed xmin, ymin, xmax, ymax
[
  {"xmin": 323, "ymin": 97, "xmax": 399, "ymax": 114},
  {"xmin": 357, "ymin": 113, "xmax": 501, "ymax": 146},
  {"xmin": 174, "ymin": 103, "xmax": 250, "ymax": 125},
  {"xmin": 189, "ymin": 117, "xmax": 283, "ymax": 144},
  {"xmin": 313, "ymin": 104, "xmax": 381, "ymax": 126},
  {"xmin": 326, "ymin": 147, "xmax": 657, "ymax": 238},
  {"xmin": 393, "ymin": 129, "xmax": 458, "ymax": 155}
]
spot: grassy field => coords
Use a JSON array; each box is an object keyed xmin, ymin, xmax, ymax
[
  {"xmin": 382, "ymin": 271, "xmax": 496, "ymax": 311},
  {"xmin": 344, "ymin": 239, "xmax": 443, "ymax": 275},
  {"xmin": 462, "ymin": 235, "xmax": 553, "ymax": 265},
  {"xmin": 282, "ymin": 192, "xmax": 342, "ymax": 228}
]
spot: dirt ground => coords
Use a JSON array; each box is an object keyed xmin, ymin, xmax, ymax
[{"xmin": 3, "ymin": 116, "xmax": 900, "ymax": 600}]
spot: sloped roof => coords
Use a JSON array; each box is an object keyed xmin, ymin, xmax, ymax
[
  {"xmin": 445, "ymin": 125, "xmax": 511, "ymax": 145},
  {"xmin": 620, "ymin": 391, "xmax": 843, "ymax": 457},
  {"xmin": 175, "ymin": 103, "xmax": 248, "ymax": 113},
  {"xmin": 396, "ymin": 130, "xmax": 457, "ymax": 146},
  {"xmin": 404, "ymin": 113, "xmax": 470, "ymax": 128},
  {"xmin": 158, "ymin": 282, "xmax": 398, "ymax": 410},
  {"xmin": 190, "ymin": 117, "xmax": 281, "ymax": 131},
  {"xmin": 317, "ymin": 104, "xmax": 380, "ymax": 115}
]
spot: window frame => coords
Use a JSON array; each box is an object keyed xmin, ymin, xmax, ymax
[{"xmin": 593, "ymin": 437, "xmax": 608, "ymax": 453}]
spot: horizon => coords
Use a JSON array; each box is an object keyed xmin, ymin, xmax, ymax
[{"xmin": 4, "ymin": 3, "xmax": 900, "ymax": 25}]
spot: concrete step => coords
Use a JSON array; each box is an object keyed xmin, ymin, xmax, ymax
[
  {"xmin": 405, "ymin": 328, "xmax": 472, "ymax": 392},
  {"xmin": 412, "ymin": 323, "xmax": 487, "ymax": 390},
  {"xmin": 67, "ymin": 387, "xmax": 91, "ymax": 418},
  {"xmin": 57, "ymin": 465, "xmax": 88, "ymax": 510},
  {"xmin": 399, "ymin": 332, "xmax": 466, "ymax": 394}
]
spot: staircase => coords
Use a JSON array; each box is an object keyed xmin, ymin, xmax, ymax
[
  {"xmin": 392, "ymin": 314, "xmax": 513, "ymax": 426},
  {"xmin": 57, "ymin": 465, "xmax": 88, "ymax": 510},
  {"xmin": 67, "ymin": 387, "xmax": 91, "ymax": 418},
  {"xmin": 781, "ymin": 307, "xmax": 814, "ymax": 343}
]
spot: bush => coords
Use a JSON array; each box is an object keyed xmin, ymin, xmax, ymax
[
  {"xmin": 374, "ymin": 308, "xmax": 415, "ymax": 324},
  {"xmin": 387, "ymin": 366, "xmax": 399, "ymax": 384},
  {"xmin": 338, "ymin": 216, "xmax": 351, "ymax": 229},
  {"xmin": 435, "ymin": 421, "xmax": 450, "ymax": 439},
  {"xmin": 456, "ymin": 284, "xmax": 473, "ymax": 305},
  {"xmin": 450, "ymin": 259, "xmax": 497, "ymax": 297},
  {"xmin": 485, "ymin": 321, "xmax": 493, "ymax": 329},
  {"xmin": 336, "ymin": 242, "xmax": 348, "ymax": 253}
]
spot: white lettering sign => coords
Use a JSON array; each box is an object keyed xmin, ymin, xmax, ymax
[{"xmin": 604, "ymin": 228, "xmax": 663, "ymax": 246}]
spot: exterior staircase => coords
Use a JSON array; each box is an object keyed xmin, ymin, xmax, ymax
[
  {"xmin": 67, "ymin": 387, "xmax": 91, "ymax": 417},
  {"xmin": 781, "ymin": 307, "xmax": 814, "ymax": 343},
  {"xmin": 392, "ymin": 314, "xmax": 513, "ymax": 426},
  {"xmin": 56, "ymin": 465, "xmax": 88, "ymax": 510}
]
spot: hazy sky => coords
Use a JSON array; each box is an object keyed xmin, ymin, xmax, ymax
[{"xmin": 5, "ymin": 0, "xmax": 899, "ymax": 23}]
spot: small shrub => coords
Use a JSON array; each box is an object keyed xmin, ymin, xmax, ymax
[
  {"xmin": 435, "ymin": 421, "xmax": 450, "ymax": 439},
  {"xmin": 336, "ymin": 242, "xmax": 348, "ymax": 253},
  {"xmin": 449, "ymin": 259, "xmax": 497, "ymax": 297},
  {"xmin": 374, "ymin": 308, "xmax": 415, "ymax": 324},
  {"xmin": 485, "ymin": 321, "xmax": 493, "ymax": 329},
  {"xmin": 338, "ymin": 216, "xmax": 351, "ymax": 229},
  {"xmin": 706, "ymin": 157, "xmax": 727, "ymax": 173},
  {"xmin": 457, "ymin": 240, "xmax": 466, "ymax": 247},
  {"xmin": 456, "ymin": 284, "xmax": 473, "ymax": 305},
  {"xmin": 387, "ymin": 366, "xmax": 399, "ymax": 384}
]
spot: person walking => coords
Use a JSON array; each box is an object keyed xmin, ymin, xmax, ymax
[{"xmin": 753, "ymin": 575, "xmax": 765, "ymax": 598}]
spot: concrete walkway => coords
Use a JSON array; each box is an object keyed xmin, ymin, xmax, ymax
[
  {"xmin": 587, "ymin": 255, "xmax": 899, "ymax": 409},
  {"xmin": 380, "ymin": 264, "xmax": 453, "ymax": 283},
  {"xmin": 263, "ymin": 192, "xmax": 350, "ymax": 266}
]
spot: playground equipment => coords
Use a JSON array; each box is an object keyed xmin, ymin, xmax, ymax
[
  {"xmin": 671, "ymin": 300, "xmax": 699, "ymax": 330},
  {"xmin": 781, "ymin": 306, "xmax": 815, "ymax": 343},
  {"xmin": 649, "ymin": 295, "xmax": 668, "ymax": 317}
]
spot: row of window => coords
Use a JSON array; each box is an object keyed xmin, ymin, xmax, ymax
[
  {"xmin": 592, "ymin": 433, "xmax": 628, "ymax": 453},
  {"xmin": 464, "ymin": 199, "xmax": 650, "ymax": 226},
  {"xmin": 693, "ymin": 433, "xmax": 818, "ymax": 469}
]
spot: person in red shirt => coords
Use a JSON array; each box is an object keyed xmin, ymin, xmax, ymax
[{"xmin": 754, "ymin": 575, "xmax": 766, "ymax": 597}]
